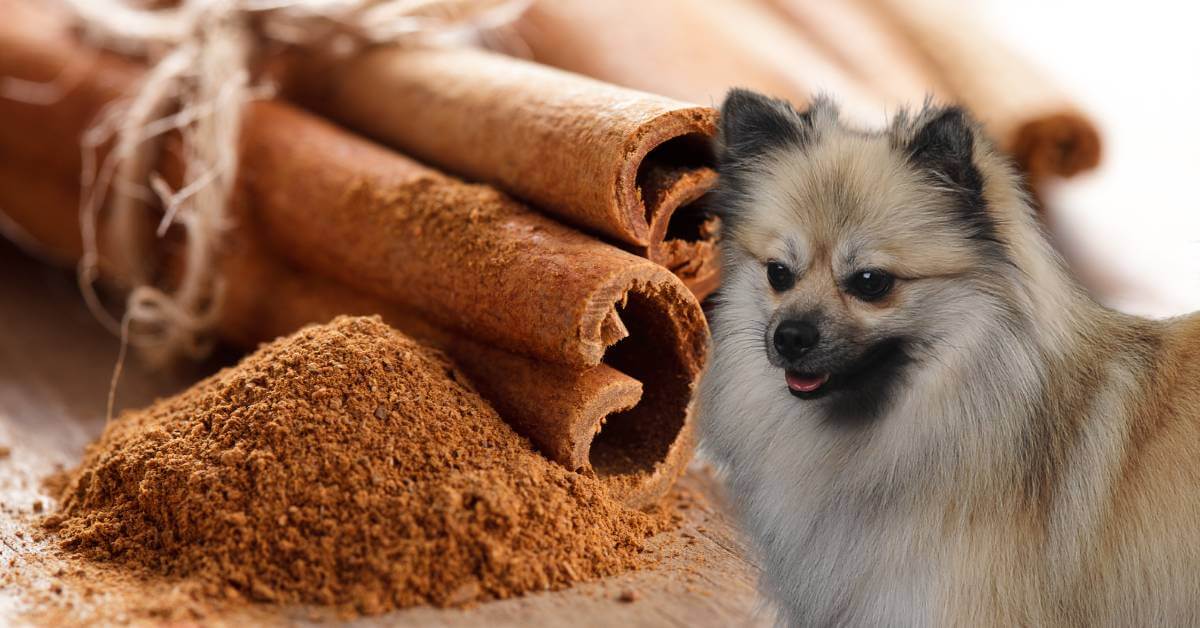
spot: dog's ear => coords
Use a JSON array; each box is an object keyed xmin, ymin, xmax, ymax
[
  {"xmin": 906, "ymin": 107, "xmax": 985, "ymax": 203},
  {"xmin": 905, "ymin": 106, "xmax": 997, "ymax": 243},
  {"xmin": 715, "ymin": 91, "xmax": 832, "ymax": 231},
  {"xmin": 717, "ymin": 89, "xmax": 823, "ymax": 168}
]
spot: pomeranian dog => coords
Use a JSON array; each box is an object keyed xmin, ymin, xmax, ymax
[{"xmin": 698, "ymin": 89, "xmax": 1200, "ymax": 626}]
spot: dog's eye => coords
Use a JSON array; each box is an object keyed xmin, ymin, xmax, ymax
[
  {"xmin": 766, "ymin": 261, "xmax": 795, "ymax": 292},
  {"xmin": 847, "ymin": 270, "xmax": 894, "ymax": 301}
]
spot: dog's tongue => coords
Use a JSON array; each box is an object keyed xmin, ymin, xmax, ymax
[{"xmin": 786, "ymin": 371, "xmax": 830, "ymax": 393}]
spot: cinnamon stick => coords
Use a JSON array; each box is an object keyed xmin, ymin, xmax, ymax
[
  {"xmin": 762, "ymin": 0, "xmax": 947, "ymax": 108},
  {"xmin": 858, "ymin": 0, "xmax": 1101, "ymax": 180},
  {"xmin": 0, "ymin": 165, "xmax": 80, "ymax": 264},
  {"xmin": 286, "ymin": 47, "xmax": 722, "ymax": 298},
  {"xmin": 504, "ymin": 0, "xmax": 887, "ymax": 125},
  {"xmin": 0, "ymin": 4, "xmax": 706, "ymax": 508},
  {"xmin": 238, "ymin": 101, "xmax": 706, "ymax": 370}
]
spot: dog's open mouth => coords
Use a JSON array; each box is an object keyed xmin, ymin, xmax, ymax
[
  {"xmin": 785, "ymin": 371, "xmax": 830, "ymax": 397},
  {"xmin": 783, "ymin": 339, "xmax": 909, "ymax": 401}
]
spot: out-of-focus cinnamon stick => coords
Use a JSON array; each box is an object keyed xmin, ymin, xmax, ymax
[
  {"xmin": 0, "ymin": 165, "xmax": 80, "ymax": 263},
  {"xmin": 286, "ymin": 47, "xmax": 722, "ymax": 297},
  {"xmin": 859, "ymin": 0, "xmax": 1101, "ymax": 180},
  {"xmin": 505, "ymin": 0, "xmax": 887, "ymax": 125},
  {"xmin": 0, "ymin": 4, "xmax": 706, "ymax": 508},
  {"xmin": 763, "ymin": 0, "xmax": 946, "ymax": 108}
]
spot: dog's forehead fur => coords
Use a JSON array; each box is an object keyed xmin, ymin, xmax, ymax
[{"xmin": 730, "ymin": 117, "xmax": 982, "ymax": 279}]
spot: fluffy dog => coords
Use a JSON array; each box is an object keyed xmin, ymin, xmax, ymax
[{"xmin": 698, "ymin": 89, "xmax": 1200, "ymax": 626}]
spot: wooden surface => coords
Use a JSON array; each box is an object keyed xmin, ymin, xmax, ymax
[{"xmin": 0, "ymin": 240, "xmax": 771, "ymax": 627}]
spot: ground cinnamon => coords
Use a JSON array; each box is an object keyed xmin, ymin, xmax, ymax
[{"xmin": 43, "ymin": 317, "xmax": 666, "ymax": 614}]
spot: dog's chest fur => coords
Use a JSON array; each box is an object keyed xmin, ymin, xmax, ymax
[
  {"xmin": 746, "ymin": 443, "xmax": 942, "ymax": 626},
  {"xmin": 709, "ymin": 371, "xmax": 1041, "ymax": 626}
]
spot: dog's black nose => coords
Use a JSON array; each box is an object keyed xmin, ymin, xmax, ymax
[{"xmin": 774, "ymin": 320, "xmax": 819, "ymax": 359}]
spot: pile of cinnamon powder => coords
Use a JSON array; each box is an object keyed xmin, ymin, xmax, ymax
[{"xmin": 43, "ymin": 316, "xmax": 664, "ymax": 614}]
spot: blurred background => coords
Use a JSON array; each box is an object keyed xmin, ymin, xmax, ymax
[
  {"xmin": 489, "ymin": 0, "xmax": 1200, "ymax": 319},
  {"xmin": 497, "ymin": 0, "xmax": 1200, "ymax": 318},
  {"xmin": 1, "ymin": 0, "xmax": 1198, "ymax": 319},
  {"xmin": 980, "ymin": 0, "xmax": 1200, "ymax": 317}
]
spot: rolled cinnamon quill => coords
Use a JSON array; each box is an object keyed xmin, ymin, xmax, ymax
[
  {"xmin": 0, "ymin": 4, "xmax": 706, "ymax": 507},
  {"xmin": 286, "ymin": 47, "xmax": 722, "ymax": 297},
  {"xmin": 239, "ymin": 101, "xmax": 707, "ymax": 371},
  {"xmin": 859, "ymin": 0, "xmax": 1101, "ymax": 180}
]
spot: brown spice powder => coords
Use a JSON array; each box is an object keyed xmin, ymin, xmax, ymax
[{"xmin": 43, "ymin": 316, "xmax": 665, "ymax": 614}]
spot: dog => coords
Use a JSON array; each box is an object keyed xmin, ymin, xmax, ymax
[{"xmin": 698, "ymin": 89, "xmax": 1200, "ymax": 626}]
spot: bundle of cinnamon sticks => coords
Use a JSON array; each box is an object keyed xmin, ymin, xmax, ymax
[{"xmin": 0, "ymin": 1, "xmax": 714, "ymax": 508}]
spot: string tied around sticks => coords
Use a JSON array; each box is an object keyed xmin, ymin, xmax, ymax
[{"xmin": 65, "ymin": 0, "xmax": 532, "ymax": 372}]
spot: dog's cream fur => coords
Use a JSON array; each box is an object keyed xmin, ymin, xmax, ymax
[{"xmin": 699, "ymin": 91, "xmax": 1200, "ymax": 626}]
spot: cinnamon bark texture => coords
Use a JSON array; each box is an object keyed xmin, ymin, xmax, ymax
[
  {"xmin": 286, "ymin": 47, "xmax": 721, "ymax": 297},
  {"xmin": 859, "ymin": 0, "xmax": 1101, "ymax": 180},
  {"xmin": 0, "ymin": 6, "xmax": 706, "ymax": 508},
  {"xmin": 504, "ymin": 0, "xmax": 886, "ymax": 125}
]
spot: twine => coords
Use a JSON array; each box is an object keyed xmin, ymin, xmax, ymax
[{"xmin": 62, "ymin": 0, "xmax": 531, "ymax": 369}]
